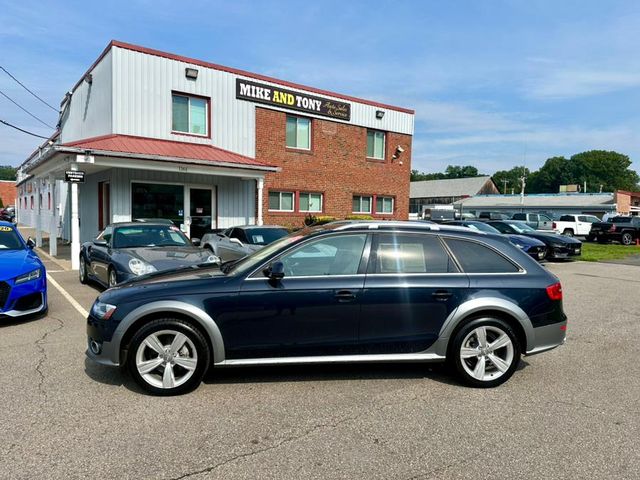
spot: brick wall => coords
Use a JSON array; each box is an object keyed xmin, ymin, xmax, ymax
[
  {"xmin": 255, "ymin": 108, "xmax": 412, "ymax": 229},
  {"xmin": 0, "ymin": 181, "xmax": 17, "ymax": 207}
]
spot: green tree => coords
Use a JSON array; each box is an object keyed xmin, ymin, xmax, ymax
[
  {"xmin": 492, "ymin": 167, "xmax": 531, "ymax": 194},
  {"xmin": 411, "ymin": 165, "xmax": 481, "ymax": 181},
  {"xmin": 0, "ymin": 165, "xmax": 17, "ymax": 181},
  {"xmin": 568, "ymin": 150, "xmax": 639, "ymax": 192},
  {"xmin": 526, "ymin": 156, "xmax": 573, "ymax": 193}
]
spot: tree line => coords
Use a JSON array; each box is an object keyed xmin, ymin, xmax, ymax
[
  {"xmin": 411, "ymin": 150, "xmax": 639, "ymax": 194},
  {"xmin": 0, "ymin": 165, "xmax": 17, "ymax": 181}
]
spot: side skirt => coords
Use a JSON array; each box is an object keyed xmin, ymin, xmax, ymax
[{"xmin": 214, "ymin": 352, "xmax": 446, "ymax": 367}]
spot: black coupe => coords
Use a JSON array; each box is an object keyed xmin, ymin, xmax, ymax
[
  {"xmin": 79, "ymin": 222, "xmax": 220, "ymax": 288},
  {"xmin": 487, "ymin": 220, "xmax": 582, "ymax": 259}
]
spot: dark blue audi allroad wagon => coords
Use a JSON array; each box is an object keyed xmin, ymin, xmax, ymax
[{"xmin": 86, "ymin": 221, "xmax": 567, "ymax": 395}]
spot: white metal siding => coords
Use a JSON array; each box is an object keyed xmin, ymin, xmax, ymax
[
  {"xmin": 78, "ymin": 168, "xmax": 255, "ymax": 243},
  {"xmin": 59, "ymin": 51, "xmax": 113, "ymax": 144},
  {"xmin": 111, "ymin": 47, "xmax": 414, "ymax": 159}
]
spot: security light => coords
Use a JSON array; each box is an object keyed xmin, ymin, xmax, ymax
[
  {"xmin": 375, "ymin": 110, "xmax": 385, "ymax": 119},
  {"xmin": 185, "ymin": 68, "xmax": 199, "ymax": 80}
]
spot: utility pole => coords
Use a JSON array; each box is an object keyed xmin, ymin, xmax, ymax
[
  {"xmin": 519, "ymin": 166, "xmax": 526, "ymax": 205},
  {"xmin": 502, "ymin": 179, "xmax": 509, "ymax": 194}
]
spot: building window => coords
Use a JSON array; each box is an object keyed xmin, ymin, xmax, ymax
[
  {"xmin": 286, "ymin": 115, "xmax": 311, "ymax": 149},
  {"xmin": 366, "ymin": 130, "xmax": 385, "ymax": 159},
  {"xmin": 269, "ymin": 191, "xmax": 295, "ymax": 212},
  {"xmin": 172, "ymin": 93, "xmax": 208, "ymax": 136},
  {"xmin": 376, "ymin": 196, "xmax": 394, "ymax": 214},
  {"xmin": 352, "ymin": 195, "xmax": 372, "ymax": 214},
  {"xmin": 132, "ymin": 183, "xmax": 185, "ymax": 226},
  {"xmin": 299, "ymin": 192, "xmax": 323, "ymax": 212}
]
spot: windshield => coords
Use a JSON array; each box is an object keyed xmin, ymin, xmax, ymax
[
  {"xmin": 506, "ymin": 222, "xmax": 536, "ymax": 233},
  {"xmin": 245, "ymin": 228, "xmax": 289, "ymax": 245},
  {"xmin": 0, "ymin": 226, "xmax": 23, "ymax": 250},
  {"xmin": 612, "ymin": 217, "xmax": 632, "ymax": 223},
  {"xmin": 467, "ymin": 222, "xmax": 500, "ymax": 234},
  {"xmin": 113, "ymin": 225, "xmax": 191, "ymax": 248}
]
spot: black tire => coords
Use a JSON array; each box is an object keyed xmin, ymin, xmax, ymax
[
  {"xmin": 127, "ymin": 318, "xmax": 211, "ymax": 396},
  {"xmin": 79, "ymin": 255, "xmax": 88, "ymax": 284},
  {"xmin": 450, "ymin": 317, "xmax": 521, "ymax": 388},
  {"xmin": 562, "ymin": 229, "xmax": 574, "ymax": 237},
  {"xmin": 107, "ymin": 267, "xmax": 118, "ymax": 288},
  {"xmin": 586, "ymin": 234, "xmax": 595, "ymax": 242},
  {"xmin": 597, "ymin": 236, "xmax": 608, "ymax": 244},
  {"xmin": 621, "ymin": 232, "xmax": 634, "ymax": 246}
]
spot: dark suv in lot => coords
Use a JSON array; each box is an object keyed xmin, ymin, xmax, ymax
[{"xmin": 86, "ymin": 221, "xmax": 567, "ymax": 395}]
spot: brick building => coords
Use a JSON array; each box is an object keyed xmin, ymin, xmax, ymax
[
  {"xmin": 17, "ymin": 41, "xmax": 414, "ymax": 269},
  {"xmin": 0, "ymin": 180, "xmax": 17, "ymax": 207}
]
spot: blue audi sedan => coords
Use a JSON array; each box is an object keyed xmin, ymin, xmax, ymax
[
  {"xmin": 0, "ymin": 222, "xmax": 47, "ymax": 319},
  {"xmin": 86, "ymin": 221, "xmax": 567, "ymax": 395}
]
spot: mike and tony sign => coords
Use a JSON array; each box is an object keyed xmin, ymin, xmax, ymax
[{"xmin": 236, "ymin": 79, "xmax": 351, "ymax": 121}]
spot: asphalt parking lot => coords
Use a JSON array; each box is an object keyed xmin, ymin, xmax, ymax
[{"xmin": 1, "ymin": 258, "xmax": 639, "ymax": 479}]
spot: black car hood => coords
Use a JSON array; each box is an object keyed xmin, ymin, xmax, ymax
[
  {"xmin": 522, "ymin": 232, "xmax": 581, "ymax": 245},
  {"xmin": 121, "ymin": 246, "xmax": 216, "ymax": 270}
]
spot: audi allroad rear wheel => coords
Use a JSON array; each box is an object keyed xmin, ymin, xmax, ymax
[
  {"xmin": 127, "ymin": 319, "xmax": 210, "ymax": 396},
  {"xmin": 451, "ymin": 318, "xmax": 521, "ymax": 388}
]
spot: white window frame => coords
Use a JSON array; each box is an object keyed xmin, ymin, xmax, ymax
[
  {"xmin": 268, "ymin": 191, "xmax": 295, "ymax": 212},
  {"xmin": 286, "ymin": 115, "xmax": 311, "ymax": 150},
  {"xmin": 299, "ymin": 192, "xmax": 323, "ymax": 213},
  {"xmin": 172, "ymin": 93, "xmax": 208, "ymax": 137},
  {"xmin": 366, "ymin": 129, "xmax": 386, "ymax": 160},
  {"xmin": 375, "ymin": 196, "xmax": 394, "ymax": 215},
  {"xmin": 352, "ymin": 195, "xmax": 373, "ymax": 214}
]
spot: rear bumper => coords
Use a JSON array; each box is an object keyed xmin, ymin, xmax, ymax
[{"xmin": 525, "ymin": 321, "xmax": 567, "ymax": 356}]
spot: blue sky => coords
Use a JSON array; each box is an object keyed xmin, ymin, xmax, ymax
[{"xmin": 1, "ymin": 0, "xmax": 638, "ymax": 174}]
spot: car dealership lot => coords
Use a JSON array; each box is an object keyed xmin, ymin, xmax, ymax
[{"xmin": 1, "ymin": 260, "xmax": 639, "ymax": 479}]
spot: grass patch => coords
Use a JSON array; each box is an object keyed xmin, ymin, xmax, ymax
[{"xmin": 580, "ymin": 242, "xmax": 640, "ymax": 262}]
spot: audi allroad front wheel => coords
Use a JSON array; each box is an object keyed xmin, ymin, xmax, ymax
[
  {"xmin": 127, "ymin": 318, "xmax": 210, "ymax": 396},
  {"xmin": 451, "ymin": 317, "xmax": 521, "ymax": 388}
]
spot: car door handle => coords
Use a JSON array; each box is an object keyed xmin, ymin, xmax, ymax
[
  {"xmin": 335, "ymin": 290, "xmax": 356, "ymax": 302},
  {"xmin": 432, "ymin": 290, "xmax": 453, "ymax": 300}
]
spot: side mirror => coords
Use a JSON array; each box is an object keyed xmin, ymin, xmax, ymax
[
  {"xmin": 93, "ymin": 238, "xmax": 107, "ymax": 247},
  {"xmin": 229, "ymin": 238, "xmax": 243, "ymax": 247},
  {"xmin": 191, "ymin": 238, "xmax": 201, "ymax": 246},
  {"xmin": 263, "ymin": 261, "xmax": 285, "ymax": 280},
  {"xmin": 26, "ymin": 237, "xmax": 36, "ymax": 249}
]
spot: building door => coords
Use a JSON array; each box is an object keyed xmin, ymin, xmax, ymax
[
  {"xmin": 98, "ymin": 182, "xmax": 110, "ymax": 230},
  {"xmin": 187, "ymin": 187, "xmax": 215, "ymax": 240}
]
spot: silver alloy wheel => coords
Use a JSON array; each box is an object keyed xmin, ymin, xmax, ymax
[
  {"xmin": 79, "ymin": 256, "xmax": 86, "ymax": 281},
  {"xmin": 459, "ymin": 325, "xmax": 514, "ymax": 382},
  {"xmin": 135, "ymin": 329, "xmax": 198, "ymax": 389},
  {"xmin": 108, "ymin": 269, "xmax": 117, "ymax": 288},
  {"xmin": 622, "ymin": 233, "xmax": 633, "ymax": 245}
]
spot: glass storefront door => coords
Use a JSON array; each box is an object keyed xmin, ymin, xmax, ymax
[{"xmin": 188, "ymin": 187, "xmax": 214, "ymax": 240}]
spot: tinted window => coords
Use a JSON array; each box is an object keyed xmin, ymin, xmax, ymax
[
  {"xmin": 577, "ymin": 216, "xmax": 588, "ymax": 222},
  {"xmin": 0, "ymin": 226, "xmax": 23, "ymax": 250},
  {"xmin": 488, "ymin": 222, "xmax": 512, "ymax": 234},
  {"xmin": 444, "ymin": 238, "xmax": 520, "ymax": 273},
  {"xmin": 113, "ymin": 225, "xmax": 190, "ymax": 248},
  {"xmin": 280, "ymin": 234, "xmax": 367, "ymax": 276},
  {"xmin": 560, "ymin": 215, "xmax": 575, "ymax": 221},
  {"xmin": 612, "ymin": 217, "xmax": 632, "ymax": 223},
  {"xmin": 372, "ymin": 233, "xmax": 457, "ymax": 274},
  {"xmin": 512, "ymin": 213, "xmax": 525, "ymax": 220},
  {"xmin": 244, "ymin": 228, "xmax": 289, "ymax": 246}
]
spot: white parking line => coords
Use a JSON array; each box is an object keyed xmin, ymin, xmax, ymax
[{"xmin": 46, "ymin": 274, "xmax": 90, "ymax": 318}]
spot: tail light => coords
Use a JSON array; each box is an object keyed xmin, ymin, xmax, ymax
[
  {"xmin": 610, "ymin": 224, "xmax": 616, "ymax": 232},
  {"xmin": 546, "ymin": 282, "xmax": 563, "ymax": 301},
  {"xmin": 552, "ymin": 222, "xmax": 557, "ymax": 229}
]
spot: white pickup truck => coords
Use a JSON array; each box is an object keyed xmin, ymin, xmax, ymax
[{"xmin": 552, "ymin": 214, "xmax": 602, "ymax": 238}]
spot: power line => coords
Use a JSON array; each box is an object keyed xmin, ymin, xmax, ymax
[
  {"xmin": 0, "ymin": 119, "xmax": 50, "ymax": 139},
  {"xmin": 0, "ymin": 88, "xmax": 55, "ymax": 129},
  {"xmin": 0, "ymin": 66, "xmax": 58, "ymax": 112}
]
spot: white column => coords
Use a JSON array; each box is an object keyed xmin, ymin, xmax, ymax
[
  {"xmin": 49, "ymin": 176, "xmax": 58, "ymax": 257},
  {"xmin": 35, "ymin": 179, "xmax": 43, "ymax": 247},
  {"xmin": 70, "ymin": 167, "xmax": 80, "ymax": 270},
  {"xmin": 256, "ymin": 178, "xmax": 264, "ymax": 226}
]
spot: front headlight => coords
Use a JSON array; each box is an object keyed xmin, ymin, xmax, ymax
[
  {"xmin": 205, "ymin": 255, "xmax": 221, "ymax": 264},
  {"xmin": 91, "ymin": 300, "xmax": 117, "ymax": 320},
  {"xmin": 128, "ymin": 258, "xmax": 157, "ymax": 276},
  {"xmin": 15, "ymin": 268, "xmax": 41, "ymax": 284}
]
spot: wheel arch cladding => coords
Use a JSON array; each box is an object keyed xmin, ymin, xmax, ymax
[
  {"xmin": 438, "ymin": 298, "xmax": 534, "ymax": 355},
  {"xmin": 116, "ymin": 301, "xmax": 225, "ymax": 365}
]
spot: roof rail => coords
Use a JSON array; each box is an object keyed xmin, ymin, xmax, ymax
[{"xmin": 329, "ymin": 220, "xmax": 477, "ymax": 233}]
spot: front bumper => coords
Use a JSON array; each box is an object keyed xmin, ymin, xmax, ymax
[
  {"xmin": 525, "ymin": 245, "xmax": 547, "ymax": 261},
  {"xmin": 86, "ymin": 313, "xmax": 121, "ymax": 367},
  {"xmin": 548, "ymin": 245, "xmax": 581, "ymax": 258},
  {"xmin": 0, "ymin": 276, "xmax": 48, "ymax": 318}
]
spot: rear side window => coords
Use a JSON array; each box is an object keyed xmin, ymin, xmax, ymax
[
  {"xmin": 371, "ymin": 233, "xmax": 458, "ymax": 274},
  {"xmin": 560, "ymin": 215, "xmax": 575, "ymax": 221},
  {"xmin": 444, "ymin": 238, "xmax": 520, "ymax": 273},
  {"xmin": 512, "ymin": 213, "xmax": 525, "ymax": 220}
]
